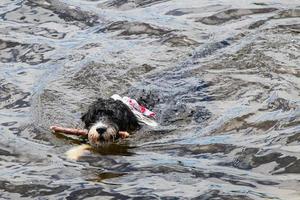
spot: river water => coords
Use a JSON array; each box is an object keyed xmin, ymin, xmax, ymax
[{"xmin": 0, "ymin": 0, "xmax": 300, "ymax": 199}]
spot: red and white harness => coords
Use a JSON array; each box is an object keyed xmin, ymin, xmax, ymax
[{"xmin": 111, "ymin": 94, "xmax": 158, "ymax": 127}]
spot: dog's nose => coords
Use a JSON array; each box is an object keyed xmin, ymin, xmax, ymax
[{"xmin": 96, "ymin": 127, "xmax": 107, "ymax": 135}]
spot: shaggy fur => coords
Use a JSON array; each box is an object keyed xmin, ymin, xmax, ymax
[{"xmin": 81, "ymin": 98, "xmax": 140, "ymax": 147}]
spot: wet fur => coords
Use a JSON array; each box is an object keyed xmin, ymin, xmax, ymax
[{"xmin": 81, "ymin": 98, "xmax": 140, "ymax": 145}]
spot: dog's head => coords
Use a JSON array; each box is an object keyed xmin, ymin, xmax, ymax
[
  {"xmin": 87, "ymin": 116, "xmax": 119, "ymax": 147},
  {"xmin": 81, "ymin": 98, "xmax": 140, "ymax": 147}
]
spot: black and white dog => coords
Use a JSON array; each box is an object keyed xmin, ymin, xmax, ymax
[{"xmin": 80, "ymin": 92, "xmax": 158, "ymax": 147}]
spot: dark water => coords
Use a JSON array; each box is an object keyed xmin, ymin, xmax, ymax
[{"xmin": 0, "ymin": 0, "xmax": 300, "ymax": 199}]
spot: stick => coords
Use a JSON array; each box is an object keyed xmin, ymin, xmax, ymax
[
  {"xmin": 50, "ymin": 125, "xmax": 88, "ymax": 137},
  {"xmin": 50, "ymin": 126, "xmax": 130, "ymax": 139},
  {"xmin": 118, "ymin": 131, "xmax": 130, "ymax": 139}
]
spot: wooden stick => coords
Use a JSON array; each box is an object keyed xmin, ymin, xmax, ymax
[
  {"xmin": 118, "ymin": 131, "xmax": 130, "ymax": 139},
  {"xmin": 50, "ymin": 125, "xmax": 88, "ymax": 137},
  {"xmin": 50, "ymin": 126, "xmax": 130, "ymax": 139}
]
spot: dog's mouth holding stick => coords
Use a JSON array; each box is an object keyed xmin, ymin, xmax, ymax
[
  {"xmin": 50, "ymin": 94, "xmax": 158, "ymax": 160},
  {"xmin": 50, "ymin": 126, "xmax": 130, "ymax": 141},
  {"xmin": 50, "ymin": 125, "xmax": 130, "ymax": 160}
]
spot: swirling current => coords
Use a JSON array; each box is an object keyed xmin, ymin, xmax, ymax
[{"xmin": 0, "ymin": 0, "xmax": 300, "ymax": 199}]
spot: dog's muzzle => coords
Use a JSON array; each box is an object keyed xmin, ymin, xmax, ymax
[{"xmin": 87, "ymin": 121, "xmax": 118, "ymax": 147}]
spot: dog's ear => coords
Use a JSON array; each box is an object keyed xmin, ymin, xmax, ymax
[
  {"xmin": 81, "ymin": 110, "xmax": 94, "ymax": 128},
  {"xmin": 81, "ymin": 112, "xmax": 87, "ymax": 123},
  {"xmin": 81, "ymin": 112, "xmax": 88, "ymax": 127}
]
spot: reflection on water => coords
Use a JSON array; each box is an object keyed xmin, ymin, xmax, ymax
[{"xmin": 0, "ymin": 0, "xmax": 300, "ymax": 199}]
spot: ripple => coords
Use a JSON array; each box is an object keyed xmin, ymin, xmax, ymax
[
  {"xmin": 197, "ymin": 8, "xmax": 278, "ymax": 25},
  {"xmin": 0, "ymin": 39, "xmax": 53, "ymax": 65},
  {"xmin": 98, "ymin": 0, "xmax": 170, "ymax": 9},
  {"xmin": 98, "ymin": 21, "xmax": 172, "ymax": 37}
]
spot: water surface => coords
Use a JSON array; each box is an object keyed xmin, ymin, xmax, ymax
[{"xmin": 0, "ymin": 0, "xmax": 300, "ymax": 199}]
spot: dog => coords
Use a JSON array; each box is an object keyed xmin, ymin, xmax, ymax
[{"xmin": 81, "ymin": 98, "xmax": 141, "ymax": 147}]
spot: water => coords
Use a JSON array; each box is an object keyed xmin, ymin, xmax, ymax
[{"xmin": 0, "ymin": 0, "xmax": 300, "ymax": 199}]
